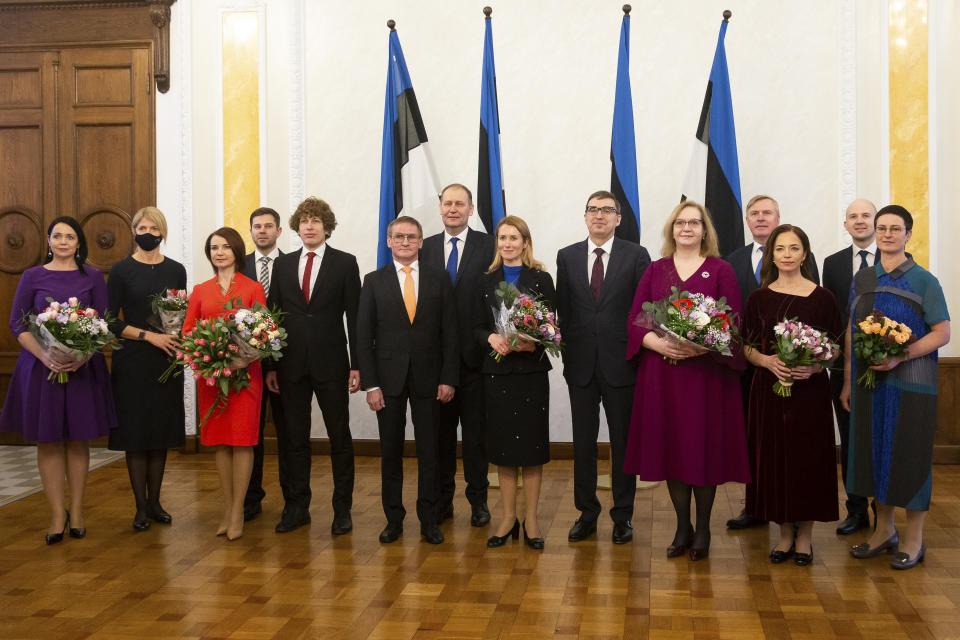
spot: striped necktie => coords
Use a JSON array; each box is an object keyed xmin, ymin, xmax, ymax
[{"xmin": 258, "ymin": 256, "xmax": 271, "ymax": 295}]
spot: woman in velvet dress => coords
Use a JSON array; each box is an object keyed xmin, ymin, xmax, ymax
[
  {"xmin": 183, "ymin": 227, "xmax": 265, "ymax": 540},
  {"xmin": 841, "ymin": 205, "xmax": 950, "ymax": 569},
  {"xmin": 476, "ymin": 216, "xmax": 554, "ymax": 550},
  {"xmin": 743, "ymin": 225, "xmax": 842, "ymax": 566},
  {"xmin": 0, "ymin": 216, "xmax": 117, "ymax": 544},
  {"xmin": 107, "ymin": 207, "xmax": 187, "ymax": 531},
  {"xmin": 623, "ymin": 201, "xmax": 750, "ymax": 561}
]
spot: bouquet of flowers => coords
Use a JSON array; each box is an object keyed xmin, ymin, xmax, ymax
[
  {"xmin": 160, "ymin": 316, "xmax": 249, "ymax": 428},
  {"xmin": 769, "ymin": 318, "xmax": 840, "ymax": 397},
  {"xmin": 223, "ymin": 299, "xmax": 287, "ymax": 366},
  {"xmin": 149, "ymin": 288, "xmax": 189, "ymax": 335},
  {"xmin": 853, "ymin": 309, "xmax": 916, "ymax": 389},
  {"xmin": 638, "ymin": 286, "xmax": 736, "ymax": 364},
  {"xmin": 490, "ymin": 282, "xmax": 562, "ymax": 362},
  {"xmin": 27, "ymin": 296, "xmax": 118, "ymax": 383}
]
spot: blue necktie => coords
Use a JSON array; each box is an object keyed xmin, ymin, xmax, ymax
[
  {"xmin": 754, "ymin": 246, "xmax": 764, "ymax": 284},
  {"xmin": 446, "ymin": 237, "xmax": 459, "ymax": 284},
  {"xmin": 858, "ymin": 249, "xmax": 870, "ymax": 271}
]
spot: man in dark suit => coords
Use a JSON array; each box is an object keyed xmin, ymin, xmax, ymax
[
  {"xmin": 264, "ymin": 197, "xmax": 361, "ymax": 535},
  {"xmin": 357, "ymin": 216, "xmax": 459, "ymax": 545},
  {"xmin": 723, "ymin": 194, "xmax": 820, "ymax": 530},
  {"xmin": 822, "ymin": 198, "xmax": 877, "ymax": 535},
  {"xmin": 419, "ymin": 183, "xmax": 495, "ymax": 528},
  {"xmin": 242, "ymin": 207, "xmax": 285, "ymax": 522},
  {"xmin": 557, "ymin": 190, "xmax": 651, "ymax": 544}
]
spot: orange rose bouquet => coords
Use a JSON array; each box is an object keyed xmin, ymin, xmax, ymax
[{"xmin": 852, "ymin": 309, "xmax": 916, "ymax": 389}]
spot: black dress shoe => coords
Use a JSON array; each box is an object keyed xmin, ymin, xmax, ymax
[
  {"xmin": 379, "ymin": 522, "xmax": 403, "ymax": 543},
  {"xmin": 794, "ymin": 545, "xmax": 814, "ymax": 566},
  {"xmin": 726, "ymin": 511, "xmax": 764, "ymax": 530},
  {"xmin": 275, "ymin": 508, "xmax": 311, "ymax": 533},
  {"xmin": 147, "ymin": 504, "xmax": 172, "ymax": 525},
  {"xmin": 891, "ymin": 543, "xmax": 925, "ymax": 570},
  {"xmin": 487, "ymin": 519, "xmax": 520, "ymax": 547},
  {"xmin": 835, "ymin": 511, "xmax": 869, "ymax": 536},
  {"xmin": 667, "ymin": 532, "xmax": 693, "ymax": 558},
  {"xmin": 243, "ymin": 502, "xmax": 262, "ymax": 522},
  {"xmin": 567, "ymin": 517, "xmax": 597, "ymax": 542},
  {"xmin": 421, "ymin": 524, "xmax": 444, "ymax": 545},
  {"xmin": 133, "ymin": 509, "xmax": 151, "ymax": 532},
  {"xmin": 331, "ymin": 513, "xmax": 353, "ymax": 536},
  {"xmin": 471, "ymin": 503, "xmax": 491, "ymax": 527},
  {"xmin": 46, "ymin": 511, "xmax": 69, "ymax": 545},
  {"xmin": 523, "ymin": 521, "xmax": 544, "ymax": 550},
  {"xmin": 612, "ymin": 521, "xmax": 633, "ymax": 544},
  {"xmin": 850, "ymin": 530, "xmax": 899, "ymax": 559},
  {"xmin": 438, "ymin": 504, "xmax": 454, "ymax": 523},
  {"xmin": 769, "ymin": 544, "xmax": 795, "ymax": 564}
]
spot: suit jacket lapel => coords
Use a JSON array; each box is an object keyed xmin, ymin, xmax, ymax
[
  {"xmin": 384, "ymin": 265, "xmax": 410, "ymax": 324},
  {"xmin": 456, "ymin": 231, "xmax": 480, "ymax": 286},
  {"xmin": 308, "ymin": 246, "xmax": 332, "ymax": 307},
  {"xmin": 599, "ymin": 241, "xmax": 626, "ymax": 303}
]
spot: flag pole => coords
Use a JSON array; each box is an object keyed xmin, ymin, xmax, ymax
[
  {"xmin": 723, "ymin": 9, "xmax": 732, "ymax": 22},
  {"xmin": 623, "ymin": 4, "xmax": 631, "ymax": 16},
  {"xmin": 387, "ymin": 19, "xmax": 395, "ymax": 31}
]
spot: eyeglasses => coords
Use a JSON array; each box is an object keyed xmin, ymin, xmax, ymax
[
  {"xmin": 875, "ymin": 225, "xmax": 905, "ymax": 235},
  {"xmin": 585, "ymin": 206, "xmax": 618, "ymax": 216},
  {"xmin": 673, "ymin": 219, "xmax": 703, "ymax": 228},
  {"xmin": 390, "ymin": 233, "xmax": 420, "ymax": 243}
]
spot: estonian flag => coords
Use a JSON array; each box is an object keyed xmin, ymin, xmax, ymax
[
  {"xmin": 377, "ymin": 21, "xmax": 441, "ymax": 268},
  {"xmin": 610, "ymin": 6, "xmax": 641, "ymax": 243},
  {"xmin": 478, "ymin": 7, "xmax": 505, "ymax": 234},
  {"xmin": 681, "ymin": 11, "xmax": 743, "ymax": 257}
]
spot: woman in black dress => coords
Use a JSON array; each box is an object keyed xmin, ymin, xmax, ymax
[
  {"xmin": 475, "ymin": 216, "xmax": 555, "ymax": 550},
  {"xmin": 742, "ymin": 224, "xmax": 842, "ymax": 566},
  {"xmin": 107, "ymin": 207, "xmax": 186, "ymax": 531}
]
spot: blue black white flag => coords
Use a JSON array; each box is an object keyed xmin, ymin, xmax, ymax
[
  {"xmin": 377, "ymin": 24, "xmax": 441, "ymax": 268},
  {"xmin": 610, "ymin": 7, "xmax": 641, "ymax": 243},
  {"xmin": 478, "ymin": 9, "xmax": 505, "ymax": 234},
  {"xmin": 681, "ymin": 13, "xmax": 743, "ymax": 257}
]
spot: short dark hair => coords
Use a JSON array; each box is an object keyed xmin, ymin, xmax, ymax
[
  {"xmin": 204, "ymin": 227, "xmax": 246, "ymax": 273},
  {"xmin": 249, "ymin": 207, "xmax": 281, "ymax": 228},
  {"xmin": 386, "ymin": 216, "xmax": 423, "ymax": 237},
  {"xmin": 289, "ymin": 197, "xmax": 336, "ymax": 238},
  {"xmin": 585, "ymin": 190, "xmax": 620, "ymax": 215},
  {"xmin": 875, "ymin": 204, "xmax": 913, "ymax": 231},
  {"xmin": 440, "ymin": 183, "xmax": 473, "ymax": 205},
  {"xmin": 45, "ymin": 216, "xmax": 88, "ymax": 274}
]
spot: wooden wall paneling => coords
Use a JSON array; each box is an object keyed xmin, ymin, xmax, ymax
[
  {"xmin": 0, "ymin": 50, "xmax": 57, "ymax": 445},
  {"xmin": 935, "ymin": 357, "xmax": 960, "ymax": 463}
]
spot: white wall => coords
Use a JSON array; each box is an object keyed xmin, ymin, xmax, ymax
[{"xmin": 157, "ymin": 0, "xmax": 958, "ymax": 440}]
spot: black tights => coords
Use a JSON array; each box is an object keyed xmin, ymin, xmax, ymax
[
  {"xmin": 125, "ymin": 449, "xmax": 168, "ymax": 512},
  {"xmin": 666, "ymin": 479, "xmax": 717, "ymax": 549}
]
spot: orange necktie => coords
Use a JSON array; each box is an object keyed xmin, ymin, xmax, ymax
[{"xmin": 401, "ymin": 266, "xmax": 416, "ymax": 323}]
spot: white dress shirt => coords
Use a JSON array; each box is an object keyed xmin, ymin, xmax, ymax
[
  {"xmin": 587, "ymin": 235, "xmax": 615, "ymax": 281},
  {"xmin": 253, "ymin": 247, "xmax": 280, "ymax": 281},
  {"xmin": 297, "ymin": 243, "xmax": 326, "ymax": 294},
  {"xmin": 851, "ymin": 241, "xmax": 877, "ymax": 274},
  {"xmin": 393, "ymin": 259, "xmax": 420, "ymax": 298},
  {"xmin": 443, "ymin": 229, "xmax": 469, "ymax": 271},
  {"xmin": 750, "ymin": 241, "xmax": 765, "ymax": 275}
]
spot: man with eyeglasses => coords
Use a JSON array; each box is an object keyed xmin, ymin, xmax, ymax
[
  {"xmin": 724, "ymin": 194, "xmax": 820, "ymax": 530},
  {"xmin": 419, "ymin": 184, "xmax": 495, "ymax": 529},
  {"xmin": 357, "ymin": 216, "xmax": 459, "ymax": 545},
  {"xmin": 556, "ymin": 190, "xmax": 651, "ymax": 544},
  {"xmin": 823, "ymin": 198, "xmax": 877, "ymax": 535}
]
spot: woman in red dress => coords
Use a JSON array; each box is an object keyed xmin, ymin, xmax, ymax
[{"xmin": 182, "ymin": 227, "xmax": 265, "ymax": 540}]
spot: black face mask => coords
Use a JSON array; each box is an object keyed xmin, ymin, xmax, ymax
[{"xmin": 135, "ymin": 233, "xmax": 163, "ymax": 251}]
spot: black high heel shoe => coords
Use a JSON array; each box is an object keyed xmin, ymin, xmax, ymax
[
  {"xmin": 850, "ymin": 530, "xmax": 899, "ymax": 559},
  {"xmin": 688, "ymin": 531, "xmax": 710, "ymax": 561},
  {"xmin": 522, "ymin": 521, "xmax": 544, "ymax": 550},
  {"xmin": 147, "ymin": 504, "xmax": 172, "ymax": 525},
  {"xmin": 794, "ymin": 544, "xmax": 814, "ymax": 566},
  {"xmin": 769, "ymin": 543, "xmax": 795, "ymax": 564},
  {"xmin": 46, "ymin": 510, "xmax": 69, "ymax": 545},
  {"xmin": 487, "ymin": 519, "xmax": 520, "ymax": 548},
  {"xmin": 891, "ymin": 543, "xmax": 925, "ymax": 570},
  {"xmin": 667, "ymin": 532, "xmax": 694, "ymax": 558}
]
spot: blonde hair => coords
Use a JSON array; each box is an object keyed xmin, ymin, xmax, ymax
[
  {"xmin": 746, "ymin": 194, "xmax": 780, "ymax": 215},
  {"xmin": 660, "ymin": 201, "xmax": 720, "ymax": 258},
  {"xmin": 487, "ymin": 215, "xmax": 545, "ymax": 272},
  {"xmin": 131, "ymin": 206, "xmax": 168, "ymax": 244}
]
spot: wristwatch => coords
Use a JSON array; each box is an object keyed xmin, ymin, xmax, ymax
[{"xmin": 138, "ymin": 330, "xmax": 147, "ymax": 341}]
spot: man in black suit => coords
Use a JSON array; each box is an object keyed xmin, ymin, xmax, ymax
[
  {"xmin": 357, "ymin": 216, "xmax": 459, "ymax": 545},
  {"xmin": 723, "ymin": 194, "xmax": 820, "ymax": 530},
  {"xmin": 419, "ymin": 183, "xmax": 495, "ymax": 528},
  {"xmin": 264, "ymin": 197, "xmax": 361, "ymax": 535},
  {"xmin": 242, "ymin": 207, "xmax": 285, "ymax": 522},
  {"xmin": 822, "ymin": 198, "xmax": 877, "ymax": 535},
  {"xmin": 557, "ymin": 190, "xmax": 651, "ymax": 544}
]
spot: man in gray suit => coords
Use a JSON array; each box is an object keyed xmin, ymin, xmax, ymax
[{"xmin": 556, "ymin": 190, "xmax": 651, "ymax": 544}]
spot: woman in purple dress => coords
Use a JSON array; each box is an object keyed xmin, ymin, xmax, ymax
[
  {"xmin": 624, "ymin": 201, "xmax": 750, "ymax": 561},
  {"xmin": 0, "ymin": 217, "xmax": 117, "ymax": 544},
  {"xmin": 743, "ymin": 225, "xmax": 842, "ymax": 567}
]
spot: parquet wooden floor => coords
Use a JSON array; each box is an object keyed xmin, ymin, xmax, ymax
[{"xmin": 1, "ymin": 453, "xmax": 959, "ymax": 639}]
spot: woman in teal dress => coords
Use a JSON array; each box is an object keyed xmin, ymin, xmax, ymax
[{"xmin": 841, "ymin": 205, "xmax": 950, "ymax": 570}]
